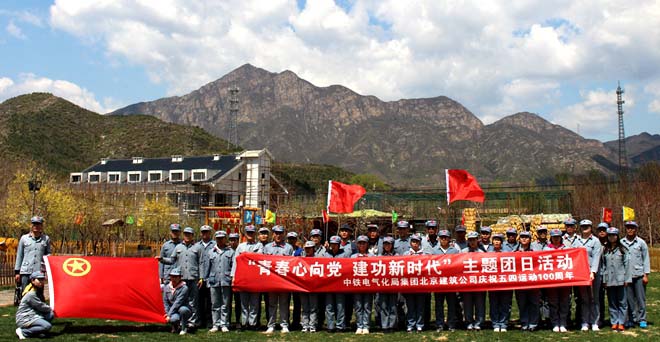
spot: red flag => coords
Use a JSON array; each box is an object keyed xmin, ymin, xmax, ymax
[
  {"xmin": 327, "ymin": 180, "xmax": 366, "ymax": 213},
  {"xmin": 322, "ymin": 209, "xmax": 330, "ymax": 223},
  {"xmin": 602, "ymin": 208, "xmax": 613, "ymax": 224},
  {"xmin": 446, "ymin": 169, "xmax": 485, "ymax": 204},
  {"xmin": 44, "ymin": 256, "xmax": 165, "ymax": 323}
]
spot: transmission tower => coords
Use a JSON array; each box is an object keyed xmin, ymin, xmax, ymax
[
  {"xmin": 228, "ymin": 86, "xmax": 240, "ymax": 149},
  {"xmin": 617, "ymin": 81, "xmax": 628, "ymax": 178}
]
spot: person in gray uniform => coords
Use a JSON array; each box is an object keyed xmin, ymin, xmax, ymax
[
  {"xmin": 378, "ymin": 236, "xmax": 397, "ymax": 333},
  {"xmin": 394, "ymin": 220, "xmax": 412, "ymax": 255},
  {"xmin": 157, "ymin": 223, "xmax": 181, "ymax": 284},
  {"xmin": 490, "ymin": 233, "xmax": 512, "ymax": 332},
  {"xmin": 338, "ymin": 224, "xmax": 356, "ymax": 256},
  {"xmin": 301, "ymin": 241, "xmax": 320, "ymax": 333},
  {"xmin": 232, "ymin": 225, "xmax": 263, "ymax": 330},
  {"xmin": 478, "ymin": 226, "xmax": 493, "ymax": 252},
  {"xmin": 561, "ymin": 218, "xmax": 579, "ymax": 327},
  {"xmin": 325, "ymin": 235, "xmax": 348, "ymax": 332},
  {"xmin": 206, "ymin": 230, "xmax": 234, "ymax": 333},
  {"xmin": 197, "ymin": 224, "xmax": 216, "ymax": 329},
  {"xmin": 404, "ymin": 234, "xmax": 427, "ymax": 333},
  {"xmin": 434, "ymin": 229, "xmax": 459, "ymax": 332},
  {"xmin": 503, "ymin": 228, "xmax": 519, "ymax": 252},
  {"xmin": 352, "ymin": 235, "xmax": 374, "ymax": 334},
  {"xmin": 595, "ymin": 222, "xmax": 609, "ymax": 327},
  {"xmin": 367, "ymin": 224, "xmax": 384, "ymax": 256},
  {"xmin": 532, "ymin": 226, "xmax": 549, "ymax": 250},
  {"xmin": 227, "ymin": 232, "xmax": 241, "ymax": 327},
  {"xmin": 310, "ymin": 229, "xmax": 326, "ymax": 256},
  {"xmin": 15, "ymin": 271, "xmax": 53, "ymax": 340},
  {"xmin": 621, "ymin": 221, "xmax": 650, "ymax": 329},
  {"xmin": 256, "ymin": 226, "xmax": 271, "ymax": 326},
  {"xmin": 263, "ymin": 225, "xmax": 294, "ymax": 334},
  {"xmin": 453, "ymin": 225, "xmax": 468, "ymax": 251},
  {"xmin": 14, "ymin": 216, "xmax": 51, "ymax": 295},
  {"xmin": 421, "ymin": 220, "xmax": 441, "ymax": 254},
  {"xmin": 602, "ymin": 227, "xmax": 632, "ymax": 332},
  {"xmin": 163, "ymin": 268, "xmax": 192, "ymax": 335},
  {"xmin": 545, "ymin": 229, "xmax": 571, "ymax": 333},
  {"xmin": 461, "ymin": 231, "xmax": 485, "ymax": 330},
  {"xmin": 575, "ymin": 219, "xmax": 603, "ymax": 331},
  {"xmin": 158, "ymin": 227, "xmax": 204, "ymax": 328},
  {"xmin": 516, "ymin": 231, "xmax": 541, "ymax": 331}
]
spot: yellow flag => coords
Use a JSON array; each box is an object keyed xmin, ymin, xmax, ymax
[
  {"xmin": 623, "ymin": 206, "xmax": 635, "ymax": 221},
  {"xmin": 137, "ymin": 218, "xmax": 144, "ymax": 227},
  {"xmin": 265, "ymin": 209, "xmax": 276, "ymax": 224}
]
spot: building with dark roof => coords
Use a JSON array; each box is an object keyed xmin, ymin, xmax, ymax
[{"xmin": 69, "ymin": 149, "xmax": 287, "ymax": 216}]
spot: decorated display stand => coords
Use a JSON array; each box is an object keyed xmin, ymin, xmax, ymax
[{"xmin": 201, "ymin": 206, "xmax": 261, "ymax": 236}]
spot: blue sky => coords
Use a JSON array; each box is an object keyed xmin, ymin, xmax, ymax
[{"xmin": 2, "ymin": 0, "xmax": 660, "ymax": 142}]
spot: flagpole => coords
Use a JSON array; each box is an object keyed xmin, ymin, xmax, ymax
[{"xmin": 325, "ymin": 180, "xmax": 332, "ymax": 239}]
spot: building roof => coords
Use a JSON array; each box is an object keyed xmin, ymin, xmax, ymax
[{"xmin": 83, "ymin": 155, "xmax": 241, "ymax": 174}]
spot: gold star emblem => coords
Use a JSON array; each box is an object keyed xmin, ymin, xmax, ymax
[{"xmin": 62, "ymin": 257, "xmax": 92, "ymax": 277}]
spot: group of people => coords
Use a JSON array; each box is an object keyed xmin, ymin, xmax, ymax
[
  {"xmin": 156, "ymin": 218, "xmax": 651, "ymax": 335},
  {"xmin": 9, "ymin": 213, "xmax": 652, "ymax": 338}
]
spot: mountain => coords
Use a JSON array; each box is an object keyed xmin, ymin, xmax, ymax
[
  {"xmin": 113, "ymin": 64, "xmax": 618, "ymax": 184},
  {"xmin": 605, "ymin": 132, "xmax": 660, "ymax": 166}
]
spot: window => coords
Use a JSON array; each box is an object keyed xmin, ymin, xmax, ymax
[
  {"xmin": 70, "ymin": 174, "xmax": 82, "ymax": 183},
  {"xmin": 88, "ymin": 174, "xmax": 100, "ymax": 183},
  {"xmin": 132, "ymin": 157, "xmax": 143, "ymax": 164},
  {"xmin": 128, "ymin": 172, "xmax": 141, "ymax": 183},
  {"xmin": 170, "ymin": 172, "xmax": 184, "ymax": 182},
  {"xmin": 148, "ymin": 172, "xmax": 162, "ymax": 182},
  {"xmin": 171, "ymin": 155, "xmax": 183, "ymax": 162},
  {"xmin": 192, "ymin": 169, "xmax": 207, "ymax": 181},
  {"xmin": 108, "ymin": 173, "xmax": 120, "ymax": 183}
]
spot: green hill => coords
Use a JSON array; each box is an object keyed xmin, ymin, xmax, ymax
[{"xmin": 0, "ymin": 93, "xmax": 354, "ymax": 194}]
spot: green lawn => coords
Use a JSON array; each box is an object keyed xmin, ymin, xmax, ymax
[{"xmin": 2, "ymin": 274, "xmax": 659, "ymax": 341}]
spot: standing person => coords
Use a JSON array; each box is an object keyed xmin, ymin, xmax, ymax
[
  {"xmin": 338, "ymin": 224, "xmax": 356, "ymax": 256},
  {"xmin": 325, "ymin": 236, "xmax": 348, "ymax": 332},
  {"xmin": 596, "ymin": 223, "xmax": 609, "ymax": 245},
  {"xmin": 232, "ymin": 225, "xmax": 263, "ymax": 330},
  {"xmin": 309, "ymin": 228, "xmax": 326, "ymax": 330},
  {"xmin": 206, "ymin": 230, "xmax": 234, "ymax": 333},
  {"xmin": 163, "ymin": 268, "xmax": 192, "ymax": 335},
  {"xmin": 596, "ymin": 222, "xmax": 609, "ymax": 327},
  {"xmin": 352, "ymin": 235, "xmax": 375, "ymax": 334},
  {"xmin": 157, "ymin": 224, "xmax": 182, "ymax": 284},
  {"xmin": 197, "ymin": 225, "xmax": 215, "ymax": 329},
  {"xmin": 434, "ymin": 230, "xmax": 459, "ymax": 332},
  {"xmin": 403, "ymin": 234, "xmax": 426, "ymax": 333},
  {"xmin": 621, "ymin": 221, "xmax": 650, "ymax": 329},
  {"xmin": 378, "ymin": 236, "xmax": 397, "ymax": 333},
  {"xmin": 263, "ymin": 225, "xmax": 294, "ymax": 334},
  {"xmin": 503, "ymin": 228, "xmax": 519, "ymax": 252},
  {"xmin": 14, "ymin": 217, "xmax": 51, "ymax": 295},
  {"xmin": 545, "ymin": 229, "xmax": 571, "ymax": 333},
  {"xmin": 453, "ymin": 225, "xmax": 468, "ymax": 251},
  {"xmin": 394, "ymin": 220, "xmax": 412, "ymax": 329},
  {"xmin": 256, "ymin": 226, "xmax": 271, "ymax": 327},
  {"xmin": 301, "ymin": 241, "xmax": 320, "ymax": 333},
  {"xmin": 562, "ymin": 218, "xmax": 580, "ymax": 327},
  {"xmin": 287, "ymin": 231, "xmax": 303, "ymax": 330},
  {"xmin": 227, "ymin": 232, "xmax": 241, "ymax": 328},
  {"xmin": 602, "ymin": 227, "xmax": 632, "ymax": 332},
  {"xmin": 532, "ymin": 226, "xmax": 549, "ymax": 250},
  {"xmin": 367, "ymin": 224, "xmax": 383, "ymax": 255},
  {"xmin": 516, "ymin": 231, "xmax": 541, "ymax": 331},
  {"xmin": 15, "ymin": 272, "xmax": 53, "ymax": 340},
  {"xmin": 461, "ymin": 232, "xmax": 485, "ymax": 330},
  {"xmin": 489, "ymin": 233, "xmax": 512, "ymax": 332},
  {"xmin": 575, "ymin": 219, "xmax": 603, "ymax": 331},
  {"xmin": 158, "ymin": 227, "xmax": 204, "ymax": 329},
  {"xmin": 421, "ymin": 220, "xmax": 439, "ymax": 326},
  {"xmin": 478, "ymin": 227, "xmax": 493, "ymax": 252}
]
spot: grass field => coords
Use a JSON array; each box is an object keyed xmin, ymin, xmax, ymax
[{"xmin": 2, "ymin": 273, "xmax": 658, "ymax": 341}]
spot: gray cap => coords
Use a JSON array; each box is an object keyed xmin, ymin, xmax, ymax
[
  {"xmin": 169, "ymin": 268, "xmax": 182, "ymax": 276},
  {"xmin": 492, "ymin": 233, "xmax": 504, "ymax": 241},
  {"xmin": 580, "ymin": 219, "xmax": 593, "ymax": 226},
  {"xmin": 258, "ymin": 227, "xmax": 270, "ymax": 233},
  {"xmin": 30, "ymin": 216, "xmax": 44, "ymax": 224},
  {"xmin": 396, "ymin": 220, "xmax": 409, "ymax": 229},
  {"xmin": 29, "ymin": 271, "xmax": 45, "ymax": 280},
  {"xmin": 367, "ymin": 224, "xmax": 379, "ymax": 231},
  {"xmin": 272, "ymin": 225, "xmax": 285, "ymax": 233},
  {"xmin": 519, "ymin": 231, "xmax": 532, "ymax": 238},
  {"xmin": 480, "ymin": 226, "xmax": 492, "ymax": 233},
  {"xmin": 536, "ymin": 225, "xmax": 548, "ymax": 232},
  {"xmin": 410, "ymin": 234, "xmax": 422, "ymax": 241},
  {"xmin": 425, "ymin": 220, "xmax": 438, "ymax": 228},
  {"xmin": 228, "ymin": 233, "xmax": 239, "ymax": 239},
  {"xmin": 550, "ymin": 229, "xmax": 562, "ymax": 237},
  {"xmin": 169, "ymin": 223, "xmax": 181, "ymax": 231},
  {"xmin": 383, "ymin": 236, "xmax": 395, "ymax": 244},
  {"xmin": 183, "ymin": 227, "xmax": 194, "ymax": 234},
  {"xmin": 214, "ymin": 230, "xmax": 227, "ymax": 238},
  {"xmin": 329, "ymin": 236, "xmax": 341, "ymax": 244},
  {"xmin": 245, "ymin": 225, "xmax": 256, "ymax": 233},
  {"xmin": 304, "ymin": 241, "xmax": 316, "ymax": 248},
  {"xmin": 564, "ymin": 218, "xmax": 577, "ymax": 225},
  {"xmin": 310, "ymin": 229, "xmax": 322, "ymax": 236},
  {"xmin": 597, "ymin": 222, "xmax": 609, "ymax": 230},
  {"xmin": 339, "ymin": 224, "xmax": 353, "ymax": 232},
  {"xmin": 455, "ymin": 225, "xmax": 467, "ymax": 232},
  {"xmin": 506, "ymin": 228, "xmax": 517, "ymax": 235},
  {"xmin": 200, "ymin": 225, "xmax": 212, "ymax": 232},
  {"xmin": 625, "ymin": 221, "xmax": 638, "ymax": 228},
  {"xmin": 286, "ymin": 232, "xmax": 298, "ymax": 239},
  {"xmin": 607, "ymin": 227, "xmax": 620, "ymax": 235},
  {"xmin": 467, "ymin": 231, "xmax": 479, "ymax": 239},
  {"xmin": 438, "ymin": 229, "xmax": 451, "ymax": 237},
  {"xmin": 356, "ymin": 235, "xmax": 369, "ymax": 243}
]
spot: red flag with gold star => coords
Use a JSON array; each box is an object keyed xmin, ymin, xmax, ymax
[{"xmin": 44, "ymin": 256, "xmax": 165, "ymax": 323}]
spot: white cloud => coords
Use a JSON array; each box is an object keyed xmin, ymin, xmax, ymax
[
  {"xmin": 6, "ymin": 20, "xmax": 26, "ymax": 39},
  {"xmin": 47, "ymin": 0, "xmax": 660, "ymax": 136},
  {"xmin": 645, "ymin": 81, "xmax": 660, "ymax": 114},
  {"xmin": 0, "ymin": 73, "xmax": 115, "ymax": 113}
]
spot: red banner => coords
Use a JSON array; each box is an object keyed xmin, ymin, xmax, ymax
[
  {"xmin": 44, "ymin": 256, "xmax": 166, "ymax": 323},
  {"xmin": 233, "ymin": 249, "xmax": 590, "ymax": 293}
]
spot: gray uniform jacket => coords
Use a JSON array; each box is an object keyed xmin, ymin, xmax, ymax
[
  {"xmin": 15, "ymin": 233, "xmax": 51, "ymax": 275},
  {"xmin": 197, "ymin": 239, "xmax": 216, "ymax": 280},
  {"xmin": 453, "ymin": 240, "xmax": 468, "ymax": 251},
  {"xmin": 479, "ymin": 242, "xmax": 494, "ymax": 252},
  {"xmin": 621, "ymin": 236, "xmax": 651, "ymax": 277},
  {"xmin": 601, "ymin": 246, "xmax": 632, "ymax": 287},
  {"xmin": 394, "ymin": 237, "xmax": 411, "ymax": 255},
  {"xmin": 422, "ymin": 237, "xmax": 441, "ymax": 254},
  {"xmin": 340, "ymin": 240, "xmax": 356, "ymax": 256},
  {"xmin": 206, "ymin": 246, "xmax": 234, "ymax": 287},
  {"xmin": 324, "ymin": 248, "xmax": 348, "ymax": 258},
  {"xmin": 503, "ymin": 242, "xmax": 519, "ymax": 252},
  {"xmin": 159, "ymin": 240, "xmax": 181, "ymax": 279},
  {"xmin": 436, "ymin": 245, "xmax": 460, "ymax": 255},
  {"xmin": 161, "ymin": 242, "xmax": 203, "ymax": 280},
  {"xmin": 575, "ymin": 235, "xmax": 603, "ymax": 274},
  {"xmin": 15, "ymin": 290, "xmax": 52, "ymax": 327},
  {"xmin": 231, "ymin": 241, "xmax": 263, "ymax": 277},
  {"xmin": 461, "ymin": 247, "xmax": 485, "ymax": 253},
  {"xmin": 368, "ymin": 238, "xmax": 384, "ymax": 256},
  {"xmin": 351, "ymin": 252, "xmax": 375, "ymax": 258},
  {"xmin": 262, "ymin": 241, "xmax": 294, "ymax": 256},
  {"xmin": 562, "ymin": 234, "xmax": 579, "ymax": 248},
  {"xmin": 314, "ymin": 245, "xmax": 327, "ymax": 257},
  {"xmin": 163, "ymin": 282, "xmax": 190, "ymax": 317},
  {"xmin": 531, "ymin": 240, "xmax": 548, "ymax": 251}
]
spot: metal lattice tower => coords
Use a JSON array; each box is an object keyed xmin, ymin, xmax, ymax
[
  {"xmin": 228, "ymin": 86, "xmax": 240, "ymax": 148},
  {"xmin": 617, "ymin": 81, "xmax": 628, "ymax": 176}
]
